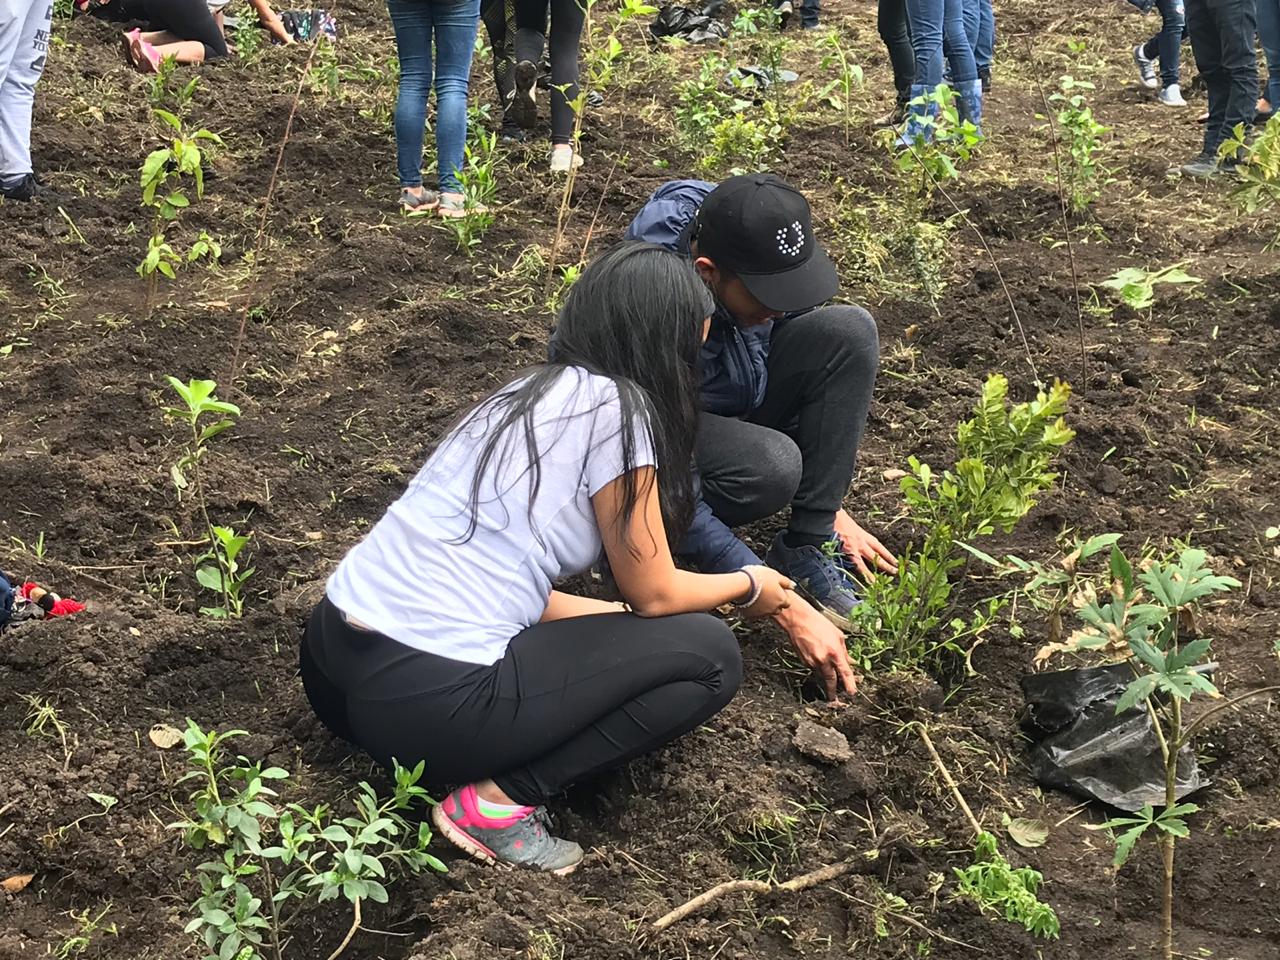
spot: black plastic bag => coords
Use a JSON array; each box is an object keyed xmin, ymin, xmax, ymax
[
  {"xmin": 1020, "ymin": 663, "xmax": 1209, "ymax": 812},
  {"xmin": 649, "ymin": 2, "xmax": 728, "ymax": 43}
]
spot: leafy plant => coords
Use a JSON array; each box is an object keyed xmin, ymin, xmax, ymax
[
  {"xmin": 881, "ymin": 84, "xmax": 981, "ymax": 206},
  {"xmin": 53, "ymin": 905, "xmax": 118, "ymax": 959},
  {"xmin": 196, "ymin": 525, "xmax": 254, "ymax": 618},
  {"xmin": 138, "ymin": 110, "xmax": 222, "ymax": 311},
  {"xmin": 228, "ymin": 16, "xmax": 265, "ymax": 63},
  {"xmin": 164, "ymin": 378, "xmax": 248, "ymax": 619},
  {"xmin": 149, "ymin": 55, "xmax": 201, "ymax": 113},
  {"xmin": 702, "ymin": 105, "xmax": 783, "ymax": 176},
  {"xmin": 819, "ymin": 32, "xmax": 863, "ymax": 146},
  {"xmin": 307, "ymin": 37, "xmax": 341, "ymax": 98},
  {"xmin": 954, "ymin": 832, "xmax": 1060, "ymax": 939},
  {"xmin": 850, "ymin": 375, "xmax": 1074, "ymax": 669},
  {"xmin": 1045, "ymin": 76, "xmax": 1108, "ymax": 213},
  {"xmin": 1220, "ymin": 114, "xmax": 1280, "ymax": 247},
  {"xmin": 438, "ymin": 131, "xmax": 499, "ymax": 256},
  {"xmin": 170, "ymin": 721, "xmax": 446, "ymax": 960},
  {"xmin": 1032, "ymin": 544, "xmax": 1250, "ymax": 960},
  {"xmin": 1099, "ymin": 264, "xmax": 1201, "ymax": 312}
]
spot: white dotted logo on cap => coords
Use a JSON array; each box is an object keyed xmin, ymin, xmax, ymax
[{"xmin": 776, "ymin": 221, "xmax": 804, "ymax": 257}]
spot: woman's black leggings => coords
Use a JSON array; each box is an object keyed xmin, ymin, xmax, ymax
[
  {"xmin": 481, "ymin": 0, "xmax": 516, "ymax": 107},
  {"xmin": 513, "ymin": 0, "xmax": 584, "ymax": 144},
  {"xmin": 142, "ymin": 0, "xmax": 228, "ymax": 59},
  {"xmin": 878, "ymin": 0, "xmax": 914, "ymax": 97},
  {"xmin": 300, "ymin": 597, "xmax": 742, "ymax": 806}
]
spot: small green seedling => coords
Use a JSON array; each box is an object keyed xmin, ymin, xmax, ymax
[
  {"xmin": 164, "ymin": 378, "xmax": 247, "ymax": 618},
  {"xmin": 883, "ymin": 84, "xmax": 981, "ymax": 204},
  {"xmin": 1099, "ymin": 264, "xmax": 1201, "ymax": 312},
  {"xmin": 171, "ymin": 721, "xmax": 446, "ymax": 960},
  {"xmin": 1045, "ymin": 76, "xmax": 1108, "ymax": 212},
  {"xmin": 954, "ymin": 832, "xmax": 1060, "ymax": 939},
  {"xmin": 819, "ymin": 31, "xmax": 863, "ymax": 146},
  {"xmin": 54, "ymin": 905, "xmax": 118, "ymax": 960}
]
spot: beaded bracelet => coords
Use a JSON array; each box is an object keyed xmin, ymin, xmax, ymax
[{"xmin": 730, "ymin": 567, "xmax": 762, "ymax": 609}]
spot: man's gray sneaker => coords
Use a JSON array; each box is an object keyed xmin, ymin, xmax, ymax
[
  {"xmin": 1179, "ymin": 152, "xmax": 1220, "ymax": 177},
  {"xmin": 433, "ymin": 785, "xmax": 584, "ymax": 875}
]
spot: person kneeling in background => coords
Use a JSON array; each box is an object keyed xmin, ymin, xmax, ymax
[
  {"xmin": 121, "ymin": 0, "xmax": 293, "ymax": 72},
  {"xmin": 300, "ymin": 243, "xmax": 805, "ymax": 874}
]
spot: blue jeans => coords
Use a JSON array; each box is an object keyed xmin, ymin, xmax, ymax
[
  {"xmin": 1142, "ymin": 0, "xmax": 1187, "ymax": 87},
  {"xmin": 961, "ymin": 0, "xmax": 994, "ymax": 71},
  {"xmin": 1258, "ymin": 0, "xmax": 1280, "ymax": 108},
  {"xmin": 387, "ymin": 0, "xmax": 480, "ymax": 193},
  {"xmin": 908, "ymin": 0, "xmax": 978, "ymax": 87}
]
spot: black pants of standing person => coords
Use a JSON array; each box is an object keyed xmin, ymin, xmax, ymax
[
  {"xmin": 480, "ymin": 0, "xmax": 515, "ymax": 108},
  {"xmin": 694, "ymin": 305, "xmax": 880, "ymax": 544},
  {"xmin": 300, "ymin": 597, "xmax": 741, "ymax": 806},
  {"xmin": 142, "ymin": 0, "xmax": 228, "ymax": 58},
  {"xmin": 879, "ymin": 0, "xmax": 915, "ymax": 100},
  {"xmin": 514, "ymin": 0, "xmax": 583, "ymax": 144},
  {"xmin": 1186, "ymin": 0, "xmax": 1257, "ymax": 156}
]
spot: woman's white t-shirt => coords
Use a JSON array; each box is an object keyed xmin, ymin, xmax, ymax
[{"xmin": 326, "ymin": 369, "xmax": 656, "ymax": 665}]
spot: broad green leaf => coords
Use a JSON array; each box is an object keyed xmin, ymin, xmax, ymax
[{"xmin": 1116, "ymin": 673, "xmax": 1159, "ymax": 714}]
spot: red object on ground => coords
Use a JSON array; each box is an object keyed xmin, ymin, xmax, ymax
[{"xmin": 18, "ymin": 582, "xmax": 86, "ymax": 617}]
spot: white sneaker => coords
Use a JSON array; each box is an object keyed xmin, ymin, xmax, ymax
[
  {"xmin": 1134, "ymin": 45, "xmax": 1159, "ymax": 89},
  {"xmin": 549, "ymin": 144, "xmax": 583, "ymax": 173},
  {"xmin": 1158, "ymin": 83, "xmax": 1187, "ymax": 107}
]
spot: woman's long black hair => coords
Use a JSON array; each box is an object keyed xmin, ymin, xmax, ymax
[{"xmin": 451, "ymin": 241, "xmax": 713, "ymax": 550}]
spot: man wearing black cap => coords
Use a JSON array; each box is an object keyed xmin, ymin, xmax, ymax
[{"xmin": 624, "ymin": 174, "xmax": 894, "ymax": 699}]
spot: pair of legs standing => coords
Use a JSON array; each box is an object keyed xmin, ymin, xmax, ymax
[
  {"xmin": 1135, "ymin": 0, "xmax": 1187, "ymax": 103},
  {"xmin": 1184, "ymin": 0, "xmax": 1256, "ymax": 163},
  {"xmin": 961, "ymin": 0, "xmax": 994, "ymax": 81},
  {"xmin": 388, "ymin": 0, "xmax": 479, "ymax": 211},
  {"xmin": 509, "ymin": 0, "xmax": 584, "ymax": 169},
  {"xmin": 301, "ymin": 596, "xmax": 741, "ymax": 870},
  {"xmin": 900, "ymin": 0, "xmax": 984, "ymax": 138},
  {"xmin": 0, "ymin": 0, "xmax": 51, "ymax": 199}
]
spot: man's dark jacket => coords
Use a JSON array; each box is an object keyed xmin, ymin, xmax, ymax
[{"xmin": 624, "ymin": 179, "xmax": 772, "ymax": 573}]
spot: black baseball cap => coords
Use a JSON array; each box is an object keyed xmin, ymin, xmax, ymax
[{"xmin": 687, "ymin": 174, "xmax": 838, "ymax": 313}]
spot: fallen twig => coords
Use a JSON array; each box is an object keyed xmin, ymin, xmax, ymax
[
  {"xmin": 653, "ymin": 860, "xmax": 854, "ymax": 931},
  {"xmin": 916, "ymin": 725, "xmax": 983, "ymax": 837},
  {"xmin": 830, "ymin": 889, "xmax": 980, "ymax": 950}
]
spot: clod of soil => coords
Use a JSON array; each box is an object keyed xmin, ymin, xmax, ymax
[{"xmin": 793, "ymin": 719, "xmax": 854, "ymax": 764}]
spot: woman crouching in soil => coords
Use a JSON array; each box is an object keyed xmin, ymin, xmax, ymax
[
  {"xmin": 300, "ymin": 242, "xmax": 795, "ymax": 875},
  {"xmin": 121, "ymin": 0, "xmax": 293, "ymax": 72}
]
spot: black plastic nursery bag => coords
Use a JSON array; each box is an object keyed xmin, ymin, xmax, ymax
[
  {"xmin": 649, "ymin": 2, "xmax": 728, "ymax": 43},
  {"xmin": 1020, "ymin": 663, "xmax": 1208, "ymax": 812}
]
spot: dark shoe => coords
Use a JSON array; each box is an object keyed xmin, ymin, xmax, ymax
[
  {"xmin": 873, "ymin": 98, "xmax": 909, "ymax": 128},
  {"xmin": 498, "ymin": 122, "xmax": 531, "ymax": 143},
  {"xmin": 776, "ymin": 0, "xmax": 793, "ymax": 28},
  {"xmin": 1178, "ymin": 152, "xmax": 1219, "ymax": 177},
  {"xmin": 978, "ymin": 66, "xmax": 991, "ymax": 93},
  {"xmin": 1, "ymin": 173, "xmax": 45, "ymax": 201},
  {"xmin": 765, "ymin": 533, "xmax": 860, "ymax": 629},
  {"xmin": 507, "ymin": 60, "xmax": 538, "ymax": 130},
  {"xmin": 586, "ymin": 89, "xmax": 604, "ymax": 108}
]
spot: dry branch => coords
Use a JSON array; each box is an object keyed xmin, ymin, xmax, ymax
[{"xmin": 653, "ymin": 860, "xmax": 855, "ymax": 931}]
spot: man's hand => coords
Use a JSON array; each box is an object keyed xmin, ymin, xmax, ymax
[
  {"xmin": 773, "ymin": 600, "xmax": 859, "ymax": 699},
  {"xmin": 834, "ymin": 509, "xmax": 898, "ymax": 580}
]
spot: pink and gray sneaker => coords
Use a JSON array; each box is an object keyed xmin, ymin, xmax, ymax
[{"xmin": 431, "ymin": 785, "xmax": 583, "ymax": 875}]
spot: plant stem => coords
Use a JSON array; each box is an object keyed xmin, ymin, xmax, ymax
[
  {"xmin": 1177, "ymin": 686, "xmax": 1280, "ymax": 745},
  {"xmin": 189, "ymin": 422, "xmax": 232, "ymax": 617},
  {"xmin": 262, "ymin": 859, "xmax": 285, "ymax": 960},
  {"xmin": 918, "ymin": 725, "xmax": 983, "ymax": 837},
  {"xmin": 1161, "ymin": 694, "xmax": 1180, "ymax": 960},
  {"xmin": 324, "ymin": 898, "xmax": 361, "ymax": 960}
]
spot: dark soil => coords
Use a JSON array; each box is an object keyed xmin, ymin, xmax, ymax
[{"xmin": 2, "ymin": 0, "xmax": 1279, "ymax": 958}]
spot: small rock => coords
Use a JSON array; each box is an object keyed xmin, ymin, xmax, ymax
[
  {"xmin": 1097, "ymin": 463, "xmax": 1123, "ymax": 495},
  {"xmin": 792, "ymin": 720, "xmax": 853, "ymax": 765}
]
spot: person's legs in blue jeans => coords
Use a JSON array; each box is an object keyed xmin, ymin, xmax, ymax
[
  {"xmin": 902, "ymin": 0, "xmax": 944, "ymax": 141},
  {"xmin": 976, "ymin": 0, "xmax": 994, "ymax": 75},
  {"xmin": 1155, "ymin": 0, "xmax": 1185, "ymax": 88},
  {"xmin": 429, "ymin": 0, "xmax": 480, "ymax": 195},
  {"xmin": 942, "ymin": 0, "xmax": 977, "ymax": 83},
  {"xmin": 1256, "ymin": 0, "xmax": 1280, "ymax": 111},
  {"xmin": 961, "ymin": 0, "xmax": 979, "ymax": 51},
  {"xmin": 388, "ymin": 0, "xmax": 433, "ymax": 190}
]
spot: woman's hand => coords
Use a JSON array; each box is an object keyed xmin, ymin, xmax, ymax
[{"xmin": 738, "ymin": 564, "xmax": 794, "ymax": 619}]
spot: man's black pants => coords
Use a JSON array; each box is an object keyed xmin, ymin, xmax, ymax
[
  {"xmin": 695, "ymin": 305, "xmax": 879, "ymax": 542},
  {"xmin": 1186, "ymin": 0, "xmax": 1258, "ymax": 156}
]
